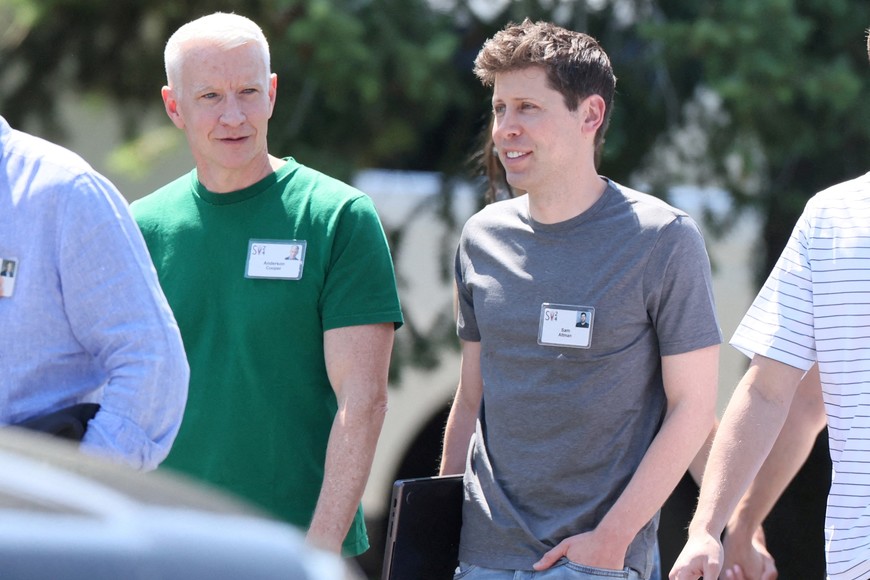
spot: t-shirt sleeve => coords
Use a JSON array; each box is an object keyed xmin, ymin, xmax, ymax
[
  {"xmin": 455, "ymin": 228, "xmax": 481, "ymax": 342},
  {"xmin": 730, "ymin": 212, "xmax": 816, "ymax": 371},
  {"xmin": 645, "ymin": 214, "xmax": 723, "ymax": 356},
  {"xmin": 320, "ymin": 195, "xmax": 403, "ymax": 331}
]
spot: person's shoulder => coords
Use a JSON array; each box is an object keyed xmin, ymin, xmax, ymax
[
  {"xmin": 3, "ymin": 129, "xmax": 130, "ymax": 212},
  {"xmin": 457, "ymin": 196, "xmax": 525, "ymax": 249},
  {"xmin": 468, "ymin": 194, "xmax": 525, "ymax": 225},
  {"xmin": 5, "ymin": 127, "xmax": 101, "ymax": 183},
  {"xmin": 608, "ymin": 180, "xmax": 688, "ymax": 219},
  {"xmin": 606, "ymin": 180, "xmax": 705, "ymax": 247},
  {"xmin": 807, "ymin": 171, "xmax": 870, "ymax": 210},
  {"xmin": 282, "ymin": 159, "xmax": 382, "ymax": 222},
  {"xmin": 287, "ymin": 159, "xmax": 363, "ymax": 201}
]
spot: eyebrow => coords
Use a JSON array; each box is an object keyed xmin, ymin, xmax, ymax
[
  {"xmin": 492, "ymin": 95, "xmax": 539, "ymax": 103},
  {"xmin": 190, "ymin": 80, "xmax": 265, "ymax": 93}
]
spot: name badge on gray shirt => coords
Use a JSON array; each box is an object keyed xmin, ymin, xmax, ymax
[{"xmin": 538, "ymin": 303, "xmax": 595, "ymax": 348}]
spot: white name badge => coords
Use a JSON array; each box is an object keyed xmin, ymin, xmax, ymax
[
  {"xmin": 0, "ymin": 257, "xmax": 18, "ymax": 298},
  {"xmin": 245, "ymin": 239, "xmax": 306, "ymax": 280},
  {"xmin": 538, "ymin": 303, "xmax": 595, "ymax": 349}
]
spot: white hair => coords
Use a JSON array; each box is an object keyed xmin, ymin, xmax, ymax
[{"xmin": 164, "ymin": 12, "xmax": 271, "ymax": 95}]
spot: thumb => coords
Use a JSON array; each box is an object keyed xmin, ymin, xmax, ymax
[
  {"xmin": 533, "ymin": 544, "xmax": 565, "ymax": 571},
  {"xmin": 669, "ymin": 557, "xmax": 707, "ymax": 580},
  {"xmin": 705, "ymin": 560, "xmax": 723, "ymax": 580}
]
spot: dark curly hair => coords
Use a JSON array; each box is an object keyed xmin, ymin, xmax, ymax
[{"xmin": 473, "ymin": 19, "xmax": 617, "ymax": 161}]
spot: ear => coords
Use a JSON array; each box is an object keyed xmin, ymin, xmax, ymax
[
  {"xmin": 580, "ymin": 94, "xmax": 606, "ymax": 135},
  {"xmin": 162, "ymin": 86, "xmax": 185, "ymax": 129},
  {"xmin": 267, "ymin": 73, "xmax": 278, "ymax": 118}
]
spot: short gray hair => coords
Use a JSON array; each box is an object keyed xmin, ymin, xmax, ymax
[{"xmin": 164, "ymin": 12, "xmax": 271, "ymax": 95}]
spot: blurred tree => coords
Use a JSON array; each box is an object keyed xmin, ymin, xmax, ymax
[
  {"xmin": 3, "ymin": 0, "xmax": 870, "ymax": 348},
  {"xmin": 0, "ymin": 0, "xmax": 473, "ymax": 180},
  {"xmin": 4, "ymin": 1, "xmax": 870, "ymax": 263},
  {"xmin": 267, "ymin": 0, "xmax": 474, "ymax": 178},
  {"xmin": 640, "ymin": 0, "xmax": 870, "ymax": 280}
]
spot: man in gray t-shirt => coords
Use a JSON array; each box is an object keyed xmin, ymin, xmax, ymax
[{"xmin": 439, "ymin": 20, "xmax": 721, "ymax": 580}]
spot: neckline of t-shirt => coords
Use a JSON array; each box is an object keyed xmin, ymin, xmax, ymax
[
  {"xmin": 192, "ymin": 158, "xmax": 298, "ymax": 206},
  {"xmin": 524, "ymin": 177, "xmax": 616, "ymax": 232}
]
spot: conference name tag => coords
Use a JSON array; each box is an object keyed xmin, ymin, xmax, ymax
[
  {"xmin": 538, "ymin": 303, "xmax": 595, "ymax": 349},
  {"xmin": 245, "ymin": 239, "xmax": 306, "ymax": 280},
  {"xmin": 0, "ymin": 257, "xmax": 18, "ymax": 298}
]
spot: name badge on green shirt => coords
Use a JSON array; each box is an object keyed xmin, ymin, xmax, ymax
[{"xmin": 245, "ymin": 239, "xmax": 306, "ymax": 280}]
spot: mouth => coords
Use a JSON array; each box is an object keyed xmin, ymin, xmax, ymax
[{"xmin": 504, "ymin": 150, "xmax": 528, "ymax": 160}]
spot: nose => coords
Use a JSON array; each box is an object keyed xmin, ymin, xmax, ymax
[
  {"xmin": 220, "ymin": 95, "xmax": 246, "ymax": 126},
  {"xmin": 492, "ymin": 112, "xmax": 520, "ymax": 142}
]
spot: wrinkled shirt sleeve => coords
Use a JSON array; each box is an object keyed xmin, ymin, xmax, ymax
[{"xmin": 61, "ymin": 171, "xmax": 189, "ymax": 471}]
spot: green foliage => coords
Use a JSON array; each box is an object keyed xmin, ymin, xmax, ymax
[
  {"xmin": 645, "ymin": 0, "xmax": 870, "ymax": 277},
  {"xmin": 4, "ymin": 0, "xmax": 870, "ymax": 358},
  {"xmin": 0, "ymin": 0, "xmax": 471, "ymax": 177},
  {"xmin": 265, "ymin": 0, "xmax": 471, "ymax": 178}
]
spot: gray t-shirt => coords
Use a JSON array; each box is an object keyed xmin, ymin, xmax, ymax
[{"xmin": 455, "ymin": 179, "xmax": 721, "ymax": 576}]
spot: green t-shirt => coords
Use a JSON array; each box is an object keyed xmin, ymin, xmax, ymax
[{"xmin": 132, "ymin": 158, "xmax": 403, "ymax": 556}]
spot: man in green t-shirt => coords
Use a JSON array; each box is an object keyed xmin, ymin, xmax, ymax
[{"xmin": 131, "ymin": 12, "xmax": 403, "ymax": 558}]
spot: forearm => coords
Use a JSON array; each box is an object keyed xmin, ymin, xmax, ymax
[
  {"xmin": 687, "ymin": 422, "xmax": 718, "ymax": 485},
  {"xmin": 689, "ymin": 385, "xmax": 792, "ymax": 538},
  {"xmin": 599, "ymin": 397, "xmax": 715, "ymax": 546},
  {"xmin": 595, "ymin": 345, "xmax": 719, "ymax": 550},
  {"xmin": 726, "ymin": 366, "xmax": 826, "ymax": 536},
  {"xmin": 670, "ymin": 357, "xmax": 806, "ymax": 580},
  {"xmin": 314, "ymin": 323, "xmax": 394, "ymax": 553},
  {"xmin": 307, "ymin": 394, "xmax": 388, "ymax": 553},
  {"xmin": 440, "ymin": 339, "xmax": 482, "ymax": 475},
  {"xmin": 439, "ymin": 395, "xmax": 478, "ymax": 475}
]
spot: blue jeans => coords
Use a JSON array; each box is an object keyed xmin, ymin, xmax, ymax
[
  {"xmin": 650, "ymin": 546, "xmax": 661, "ymax": 580},
  {"xmin": 454, "ymin": 559, "xmax": 643, "ymax": 580}
]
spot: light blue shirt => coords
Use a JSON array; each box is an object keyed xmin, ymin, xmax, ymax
[{"xmin": 0, "ymin": 116, "xmax": 189, "ymax": 470}]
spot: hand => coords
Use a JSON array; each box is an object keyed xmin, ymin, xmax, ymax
[
  {"xmin": 533, "ymin": 529, "xmax": 625, "ymax": 572},
  {"xmin": 721, "ymin": 526, "xmax": 777, "ymax": 580},
  {"xmin": 668, "ymin": 531, "xmax": 724, "ymax": 580}
]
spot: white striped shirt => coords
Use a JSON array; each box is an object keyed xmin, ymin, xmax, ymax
[{"xmin": 732, "ymin": 171, "xmax": 870, "ymax": 580}]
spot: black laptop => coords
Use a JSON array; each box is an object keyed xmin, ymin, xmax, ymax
[{"xmin": 381, "ymin": 474, "xmax": 464, "ymax": 580}]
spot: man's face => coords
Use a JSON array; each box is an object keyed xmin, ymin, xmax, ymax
[
  {"xmin": 163, "ymin": 42, "xmax": 276, "ymax": 187},
  {"xmin": 491, "ymin": 67, "xmax": 586, "ymax": 196}
]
